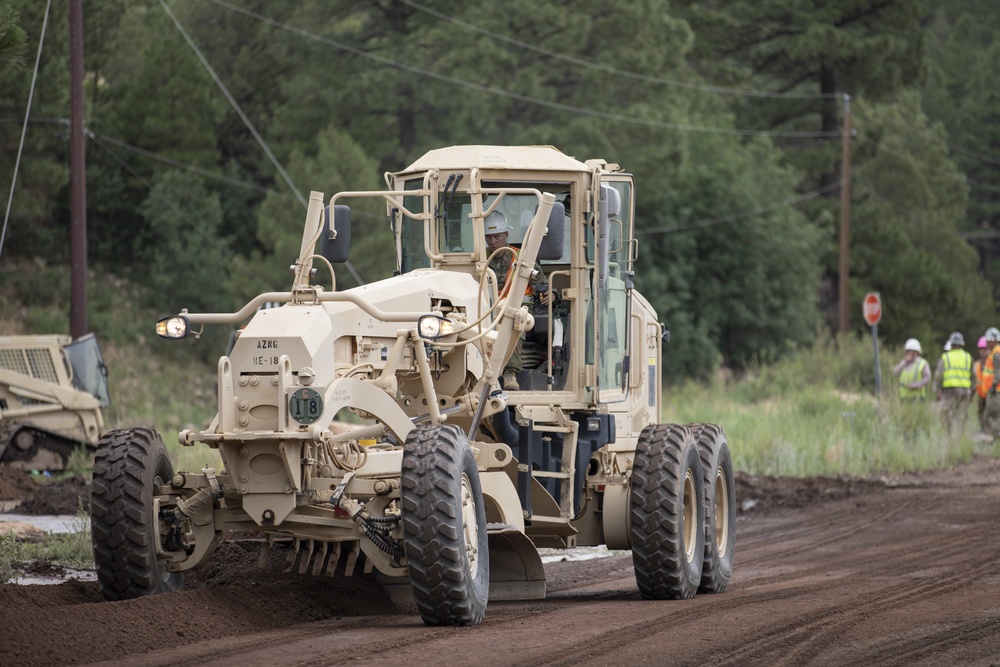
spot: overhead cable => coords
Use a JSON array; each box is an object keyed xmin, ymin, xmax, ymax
[
  {"xmin": 92, "ymin": 136, "xmax": 274, "ymax": 292},
  {"xmin": 204, "ymin": 0, "xmax": 841, "ymax": 139},
  {"xmin": 396, "ymin": 0, "xmax": 840, "ymax": 100},
  {"xmin": 856, "ymin": 105, "xmax": 1000, "ymax": 167},
  {"xmin": 856, "ymin": 135, "xmax": 1000, "ymax": 196},
  {"xmin": 158, "ymin": 0, "xmax": 366, "ymax": 285},
  {"xmin": 1, "ymin": 0, "xmax": 52, "ymax": 261},
  {"xmin": 91, "ymin": 131, "xmax": 291, "ymax": 199},
  {"xmin": 638, "ymin": 180, "xmax": 843, "ymax": 235}
]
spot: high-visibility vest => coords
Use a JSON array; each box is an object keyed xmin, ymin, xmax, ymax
[
  {"xmin": 496, "ymin": 247, "xmax": 536, "ymax": 304},
  {"xmin": 898, "ymin": 357, "xmax": 929, "ymax": 400},
  {"xmin": 975, "ymin": 359, "xmax": 986, "ymax": 398},
  {"xmin": 979, "ymin": 345, "xmax": 1000, "ymax": 397},
  {"xmin": 941, "ymin": 348, "xmax": 973, "ymax": 389}
]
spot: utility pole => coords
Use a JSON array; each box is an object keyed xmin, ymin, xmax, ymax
[
  {"xmin": 837, "ymin": 94, "xmax": 853, "ymax": 333},
  {"xmin": 69, "ymin": 0, "xmax": 88, "ymax": 339}
]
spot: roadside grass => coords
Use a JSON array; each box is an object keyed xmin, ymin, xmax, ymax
[
  {"xmin": 0, "ymin": 504, "xmax": 93, "ymax": 584},
  {"xmin": 665, "ymin": 333, "xmax": 995, "ymax": 478}
]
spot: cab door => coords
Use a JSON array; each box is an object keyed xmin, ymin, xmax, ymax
[{"xmin": 595, "ymin": 176, "xmax": 634, "ymax": 405}]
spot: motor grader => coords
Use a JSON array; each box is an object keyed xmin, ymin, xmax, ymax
[{"xmin": 91, "ymin": 145, "xmax": 735, "ymax": 625}]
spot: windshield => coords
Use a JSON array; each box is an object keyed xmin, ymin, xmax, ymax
[{"xmin": 399, "ymin": 179, "xmax": 573, "ymax": 273}]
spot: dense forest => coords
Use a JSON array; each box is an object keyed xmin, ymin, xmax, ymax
[{"xmin": 1, "ymin": 0, "xmax": 998, "ymax": 378}]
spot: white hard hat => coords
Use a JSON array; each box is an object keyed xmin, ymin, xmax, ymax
[
  {"xmin": 943, "ymin": 341, "xmax": 951, "ymax": 351},
  {"xmin": 904, "ymin": 338, "xmax": 921, "ymax": 353},
  {"xmin": 484, "ymin": 211, "xmax": 511, "ymax": 235}
]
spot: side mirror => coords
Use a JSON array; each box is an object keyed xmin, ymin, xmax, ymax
[
  {"xmin": 537, "ymin": 201, "xmax": 566, "ymax": 261},
  {"xmin": 321, "ymin": 205, "xmax": 352, "ymax": 264},
  {"xmin": 597, "ymin": 186, "xmax": 621, "ymax": 287}
]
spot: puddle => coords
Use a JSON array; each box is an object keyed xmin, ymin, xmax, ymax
[
  {"xmin": 0, "ymin": 514, "xmax": 84, "ymax": 534},
  {"xmin": 538, "ymin": 545, "xmax": 627, "ymax": 563},
  {"xmin": 10, "ymin": 568, "xmax": 97, "ymax": 586}
]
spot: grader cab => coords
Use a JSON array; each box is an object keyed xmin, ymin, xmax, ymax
[{"xmin": 90, "ymin": 145, "xmax": 734, "ymax": 626}]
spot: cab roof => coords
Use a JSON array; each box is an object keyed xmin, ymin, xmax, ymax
[{"xmin": 397, "ymin": 145, "xmax": 591, "ymax": 176}]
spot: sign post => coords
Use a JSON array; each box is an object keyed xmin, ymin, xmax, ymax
[{"xmin": 863, "ymin": 292, "xmax": 882, "ymax": 396}]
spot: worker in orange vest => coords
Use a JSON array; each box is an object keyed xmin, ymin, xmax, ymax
[
  {"xmin": 981, "ymin": 328, "xmax": 1000, "ymax": 439},
  {"xmin": 974, "ymin": 336, "xmax": 990, "ymax": 432}
]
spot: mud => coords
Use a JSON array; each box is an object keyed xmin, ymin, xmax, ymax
[{"xmin": 3, "ymin": 457, "xmax": 1000, "ymax": 666}]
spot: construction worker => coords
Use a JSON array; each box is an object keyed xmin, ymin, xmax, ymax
[
  {"xmin": 934, "ymin": 331, "xmax": 974, "ymax": 438},
  {"xmin": 981, "ymin": 328, "xmax": 1000, "ymax": 439},
  {"xmin": 484, "ymin": 210, "xmax": 548, "ymax": 391},
  {"xmin": 974, "ymin": 336, "xmax": 990, "ymax": 432},
  {"xmin": 893, "ymin": 338, "xmax": 931, "ymax": 401}
]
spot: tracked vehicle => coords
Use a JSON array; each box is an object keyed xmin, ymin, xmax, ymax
[
  {"xmin": 91, "ymin": 145, "xmax": 735, "ymax": 625},
  {"xmin": 1, "ymin": 334, "xmax": 108, "ymax": 471}
]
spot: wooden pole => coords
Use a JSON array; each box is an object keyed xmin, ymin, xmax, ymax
[
  {"xmin": 837, "ymin": 94, "xmax": 853, "ymax": 333},
  {"xmin": 69, "ymin": 0, "xmax": 88, "ymax": 339}
]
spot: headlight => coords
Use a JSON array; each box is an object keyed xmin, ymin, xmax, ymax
[
  {"xmin": 156, "ymin": 315, "xmax": 191, "ymax": 340},
  {"xmin": 417, "ymin": 315, "xmax": 456, "ymax": 340}
]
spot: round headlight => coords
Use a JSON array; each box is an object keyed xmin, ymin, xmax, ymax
[{"xmin": 156, "ymin": 315, "xmax": 191, "ymax": 340}]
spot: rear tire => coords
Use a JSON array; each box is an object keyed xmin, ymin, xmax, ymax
[
  {"xmin": 630, "ymin": 423, "xmax": 705, "ymax": 600},
  {"xmin": 693, "ymin": 423, "xmax": 735, "ymax": 593},
  {"xmin": 401, "ymin": 424, "xmax": 489, "ymax": 626},
  {"xmin": 91, "ymin": 427, "xmax": 182, "ymax": 600}
]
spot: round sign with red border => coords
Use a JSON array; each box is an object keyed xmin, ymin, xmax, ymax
[{"xmin": 862, "ymin": 292, "xmax": 882, "ymax": 326}]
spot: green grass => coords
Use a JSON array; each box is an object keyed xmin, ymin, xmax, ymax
[
  {"xmin": 0, "ymin": 504, "xmax": 93, "ymax": 584},
  {"xmin": 665, "ymin": 333, "xmax": 994, "ymax": 477}
]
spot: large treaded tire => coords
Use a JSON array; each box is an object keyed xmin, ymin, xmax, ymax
[
  {"xmin": 691, "ymin": 423, "xmax": 736, "ymax": 593},
  {"xmin": 90, "ymin": 427, "xmax": 182, "ymax": 600},
  {"xmin": 401, "ymin": 423, "xmax": 489, "ymax": 626},
  {"xmin": 630, "ymin": 423, "xmax": 705, "ymax": 600}
]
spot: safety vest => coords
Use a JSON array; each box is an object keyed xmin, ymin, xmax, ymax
[
  {"xmin": 495, "ymin": 247, "xmax": 536, "ymax": 304},
  {"xmin": 940, "ymin": 348, "xmax": 973, "ymax": 389},
  {"xmin": 898, "ymin": 357, "xmax": 929, "ymax": 400},
  {"xmin": 979, "ymin": 345, "xmax": 1000, "ymax": 397},
  {"xmin": 975, "ymin": 359, "xmax": 985, "ymax": 398}
]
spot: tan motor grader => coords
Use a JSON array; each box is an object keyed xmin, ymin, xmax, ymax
[{"xmin": 90, "ymin": 145, "xmax": 735, "ymax": 625}]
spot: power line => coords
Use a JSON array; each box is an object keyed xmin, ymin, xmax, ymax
[
  {"xmin": 856, "ymin": 135, "xmax": 1000, "ymax": 196},
  {"xmin": 204, "ymin": 0, "xmax": 841, "ymax": 139},
  {"xmin": 1, "ymin": 0, "xmax": 51, "ymax": 262},
  {"xmin": 158, "ymin": 0, "xmax": 366, "ymax": 285},
  {"xmin": 92, "ymin": 135, "xmax": 274, "ymax": 292},
  {"xmin": 90, "ymin": 131, "xmax": 291, "ymax": 199},
  {"xmin": 855, "ymin": 105, "xmax": 1000, "ymax": 168},
  {"xmin": 637, "ymin": 179, "xmax": 843, "ymax": 235},
  {"xmin": 397, "ymin": 0, "xmax": 841, "ymax": 100}
]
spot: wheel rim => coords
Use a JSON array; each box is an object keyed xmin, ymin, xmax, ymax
[
  {"xmin": 460, "ymin": 473, "xmax": 480, "ymax": 578},
  {"xmin": 715, "ymin": 465, "xmax": 730, "ymax": 554},
  {"xmin": 152, "ymin": 473, "xmax": 172, "ymax": 584},
  {"xmin": 682, "ymin": 468, "xmax": 697, "ymax": 563}
]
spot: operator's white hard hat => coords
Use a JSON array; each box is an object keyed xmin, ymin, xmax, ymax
[
  {"xmin": 904, "ymin": 338, "xmax": 921, "ymax": 353},
  {"xmin": 484, "ymin": 211, "xmax": 511, "ymax": 235}
]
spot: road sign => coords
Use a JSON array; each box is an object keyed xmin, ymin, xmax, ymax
[{"xmin": 862, "ymin": 292, "xmax": 882, "ymax": 327}]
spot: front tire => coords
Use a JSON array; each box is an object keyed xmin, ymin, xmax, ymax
[
  {"xmin": 693, "ymin": 423, "xmax": 735, "ymax": 593},
  {"xmin": 401, "ymin": 424, "xmax": 489, "ymax": 626},
  {"xmin": 91, "ymin": 427, "xmax": 182, "ymax": 600},
  {"xmin": 630, "ymin": 423, "xmax": 705, "ymax": 600}
]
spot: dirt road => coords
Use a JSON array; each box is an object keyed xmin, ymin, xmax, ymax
[{"xmin": 3, "ymin": 458, "xmax": 1000, "ymax": 666}]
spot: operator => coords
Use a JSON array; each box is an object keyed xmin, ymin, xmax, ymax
[
  {"xmin": 934, "ymin": 331, "xmax": 974, "ymax": 438},
  {"xmin": 485, "ymin": 210, "xmax": 549, "ymax": 391},
  {"xmin": 893, "ymin": 338, "xmax": 930, "ymax": 401}
]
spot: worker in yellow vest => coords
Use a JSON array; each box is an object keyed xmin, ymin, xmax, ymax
[
  {"xmin": 981, "ymin": 328, "xmax": 1000, "ymax": 439},
  {"xmin": 934, "ymin": 331, "xmax": 974, "ymax": 438},
  {"xmin": 893, "ymin": 338, "xmax": 931, "ymax": 401}
]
